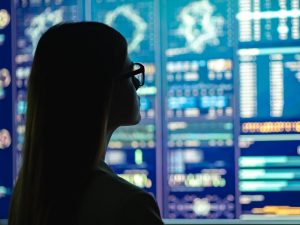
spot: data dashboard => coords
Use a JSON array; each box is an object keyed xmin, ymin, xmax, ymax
[{"xmin": 0, "ymin": 0, "xmax": 300, "ymax": 221}]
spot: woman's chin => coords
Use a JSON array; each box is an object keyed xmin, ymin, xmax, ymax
[
  {"xmin": 135, "ymin": 114, "xmax": 142, "ymax": 124},
  {"xmin": 131, "ymin": 114, "xmax": 141, "ymax": 125},
  {"xmin": 122, "ymin": 114, "xmax": 141, "ymax": 126}
]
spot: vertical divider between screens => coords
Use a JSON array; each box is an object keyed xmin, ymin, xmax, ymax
[
  {"xmin": 11, "ymin": 0, "xmax": 17, "ymax": 186},
  {"xmin": 154, "ymin": 0, "xmax": 163, "ymax": 214},
  {"xmin": 159, "ymin": 0, "xmax": 169, "ymax": 219},
  {"xmin": 232, "ymin": 0, "xmax": 241, "ymax": 219},
  {"xmin": 0, "ymin": 0, "xmax": 14, "ymax": 219},
  {"xmin": 78, "ymin": 0, "xmax": 85, "ymax": 21},
  {"xmin": 85, "ymin": 0, "xmax": 91, "ymax": 21}
]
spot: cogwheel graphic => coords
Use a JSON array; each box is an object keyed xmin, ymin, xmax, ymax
[
  {"xmin": 167, "ymin": 0, "xmax": 225, "ymax": 56},
  {"xmin": 0, "ymin": 9, "xmax": 10, "ymax": 29},
  {"xmin": 104, "ymin": 5, "xmax": 147, "ymax": 53},
  {"xmin": 193, "ymin": 198, "xmax": 211, "ymax": 216},
  {"xmin": 0, "ymin": 129, "xmax": 11, "ymax": 149},
  {"xmin": 25, "ymin": 8, "xmax": 64, "ymax": 54},
  {"xmin": 0, "ymin": 68, "xmax": 11, "ymax": 88}
]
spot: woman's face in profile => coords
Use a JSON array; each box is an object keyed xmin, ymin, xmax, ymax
[{"xmin": 108, "ymin": 54, "xmax": 141, "ymax": 128}]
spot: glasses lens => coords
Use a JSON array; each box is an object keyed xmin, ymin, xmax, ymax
[
  {"xmin": 133, "ymin": 63, "xmax": 144, "ymax": 86},
  {"xmin": 131, "ymin": 77, "xmax": 140, "ymax": 90},
  {"xmin": 135, "ymin": 72, "xmax": 143, "ymax": 85},
  {"xmin": 133, "ymin": 63, "xmax": 141, "ymax": 71}
]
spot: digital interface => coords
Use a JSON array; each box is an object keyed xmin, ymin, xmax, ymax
[
  {"xmin": 0, "ymin": 1, "xmax": 13, "ymax": 219},
  {"xmin": 14, "ymin": 0, "xmax": 82, "ymax": 177},
  {"xmin": 1, "ymin": 0, "xmax": 300, "ymax": 221},
  {"xmin": 238, "ymin": 0, "xmax": 300, "ymax": 220},
  {"xmin": 239, "ymin": 47, "xmax": 300, "ymax": 120},
  {"xmin": 91, "ymin": 0, "xmax": 159, "ymax": 196},
  {"xmin": 237, "ymin": 0, "xmax": 300, "ymax": 47},
  {"xmin": 166, "ymin": 0, "xmax": 233, "ymax": 58},
  {"xmin": 239, "ymin": 140, "xmax": 300, "ymax": 219},
  {"xmin": 163, "ymin": 0, "xmax": 236, "ymax": 219}
]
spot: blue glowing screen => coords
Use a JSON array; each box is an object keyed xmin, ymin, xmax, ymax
[
  {"xmin": 0, "ymin": 0, "xmax": 13, "ymax": 219},
  {"xmin": 1, "ymin": 0, "xmax": 300, "ymax": 220}
]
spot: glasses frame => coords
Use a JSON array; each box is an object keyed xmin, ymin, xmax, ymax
[{"xmin": 122, "ymin": 62, "xmax": 145, "ymax": 88}]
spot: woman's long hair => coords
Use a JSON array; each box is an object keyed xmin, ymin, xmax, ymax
[{"xmin": 8, "ymin": 22, "xmax": 127, "ymax": 225}]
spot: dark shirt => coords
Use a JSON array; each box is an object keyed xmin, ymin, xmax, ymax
[{"xmin": 78, "ymin": 160, "xmax": 164, "ymax": 225}]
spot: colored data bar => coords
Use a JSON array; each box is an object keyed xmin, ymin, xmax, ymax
[
  {"xmin": 237, "ymin": 9, "xmax": 300, "ymax": 20},
  {"xmin": 109, "ymin": 124, "xmax": 155, "ymax": 148},
  {"xmin": 239, "ymin": 156, "xmax": 300, "ymax": 168},
  {"xmin": 239, "ymin": 169, "xmax": 300, "ymax": 180},
  {"xmin": 110, "ymin": 125, "xmax": 155, "ymax": 142},
  {"xmin": 252, "ymin": 206, "xmax": 300, "ymax": 216},
  {"xmin": 241, "ymin": 121, "xmax": 300, "ymax": 134},
  {"xmin": 118, "ymin": 170, "xmax": 152, "ymax": 189},
  {"xmin": 238, "ymin": 47, "xmax": 300, "ymax": 56},
  {"xmin": 169, "ymin": 171, "xmax": 227, "ymax": 189},
  {"xmin": 240, "ymin": 181, "xmax": 300, "ymax": 192},
  {"xmin": 169, "ymin": 133, "xmax": 232, "ymax": 141},
  {"xmin": 240, "ymin": 134, "xmax": 300, "ymax": 142},
  {"xmin": 137, "ymin": 86, "xmax": 157, "ymax": 96}
]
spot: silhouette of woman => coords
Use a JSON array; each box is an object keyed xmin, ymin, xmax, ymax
[{"xmin": 8, "ymin": 22, "xmax": 164, "ymax": 225}]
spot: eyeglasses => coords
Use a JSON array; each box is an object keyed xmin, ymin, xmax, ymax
[{"xmin": 122, "ymin": 62, "xmax": 145, "ymax": 89}]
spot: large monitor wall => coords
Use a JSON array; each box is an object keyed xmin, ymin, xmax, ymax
[{"xmin": 1, "ymin": 0, "xmax": 300, "ymax": 220}]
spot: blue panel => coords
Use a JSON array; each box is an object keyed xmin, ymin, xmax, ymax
[
  {"xmin": 91, "ymin": 0, "xmax": 155, "ymax": 61},
  {"xmin": 0, "ymin": 1, "xmax": 13, "ymax": 219},
  {"xmin": 2, "ymin": 0, "xmax": 300, "ymax": 221},
  {"xmin": 163, "ymin": 0, "xmax": 236, "ymax": 219},
  {"xmin": 239, "ymin": 47, "xmax": 300, "ymax": 121},
  {"xmin": 91, "ymin": 0, "xmax": 159, "ymax": 197},
  {"xmin": 14, "ymin": 0, "xmax": 83, "ymax": 178},
  {"xmin": 238, "ymin": 0, "xmax": 300, "ymax": 220},
  {"xmin": 1, "ymin": 0, "xmax": 84, "ymax": 219},
  {"xmin": 237, "ymin": 0, "xmax": 300, "ymax": 48}
]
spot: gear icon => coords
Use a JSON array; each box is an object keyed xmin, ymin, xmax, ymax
[
  {"xmin": 104, "ymin": 5, "xmax": 147, "ymax": 53},
  {"xmin": 0, "ymin": 68, "xmax": 11, "ymax": 88},
  {"xmin": 167, "ymin": 0, "xmax": 225, "ymax": 56},
  {"xmin": 0, "ymin": 129, "xmax": 11, "ymax": 149},
  {"xmin": 25, "ymin": 8, "xmax": 64, "ymax": 54},
  {"xmin": 0, "ymin": 9, "xmax": 10, "ymax": 29}
]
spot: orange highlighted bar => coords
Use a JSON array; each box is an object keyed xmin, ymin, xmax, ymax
[
  {"xmin": 252, "ymin": 206, "xmax": 300, "ymax": 215},
  {"xmin": 242, "ymin": 121, "xmax": 300, "ymax": 133}
]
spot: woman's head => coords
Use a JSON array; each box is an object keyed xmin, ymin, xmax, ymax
[
  {"xmin": 9, "ymin": 22, "xmax": 141, "ymax": 225},
  {"xmin": 29, "ymin": 22, "xmax": 141, "ymax": 161}
]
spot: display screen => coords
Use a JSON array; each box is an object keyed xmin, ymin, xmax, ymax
[
  {"xmin": 1, "ymin": 0, "xmax": 300, "ymax": 221},
  {"xmin": 162, "ymin": 0, "xmax": 236, "ymax": 219},
  {"xmin": 91, "ymin": 0, "xmax": 158, "ymax": 196},
  {"xmin": 14, "ymin": 0, "xmax": 83, "ymax": 175},
  {"xmin": 0, "ymin": 0, "xmax": 13, "ymax": 219}
]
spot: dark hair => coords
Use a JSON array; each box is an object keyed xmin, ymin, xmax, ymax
[{"xmin": 9, "ymin": 22, "xmax": 128, "ymax": 225}]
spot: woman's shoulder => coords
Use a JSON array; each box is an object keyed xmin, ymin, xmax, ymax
[
  {"xmin": 92, "ymin": 170, "xmax": 164, "ymax": 224},
  {"xmin": 78, "ymin": 169, "xmax": 164, "ymax": 225},
  {"xmin": 78, "ymin": 169, "xmax": 152, "ymax": 225},
  {"xmin": 80, "ymin": 167, "xmax": 146, "ymax": 212},
  {"xmin": 92, "ymin": 168, "xmax": 144, "ymax": 196}
]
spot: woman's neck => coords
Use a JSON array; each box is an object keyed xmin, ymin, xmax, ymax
[{"xmin": 100, "ymin": 127, "xmax": 116, "ymax": 160}]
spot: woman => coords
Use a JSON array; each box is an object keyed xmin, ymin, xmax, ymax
[{"xmin": 9, "ymin": 22, "xmax": 164, "ymax": 225}]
